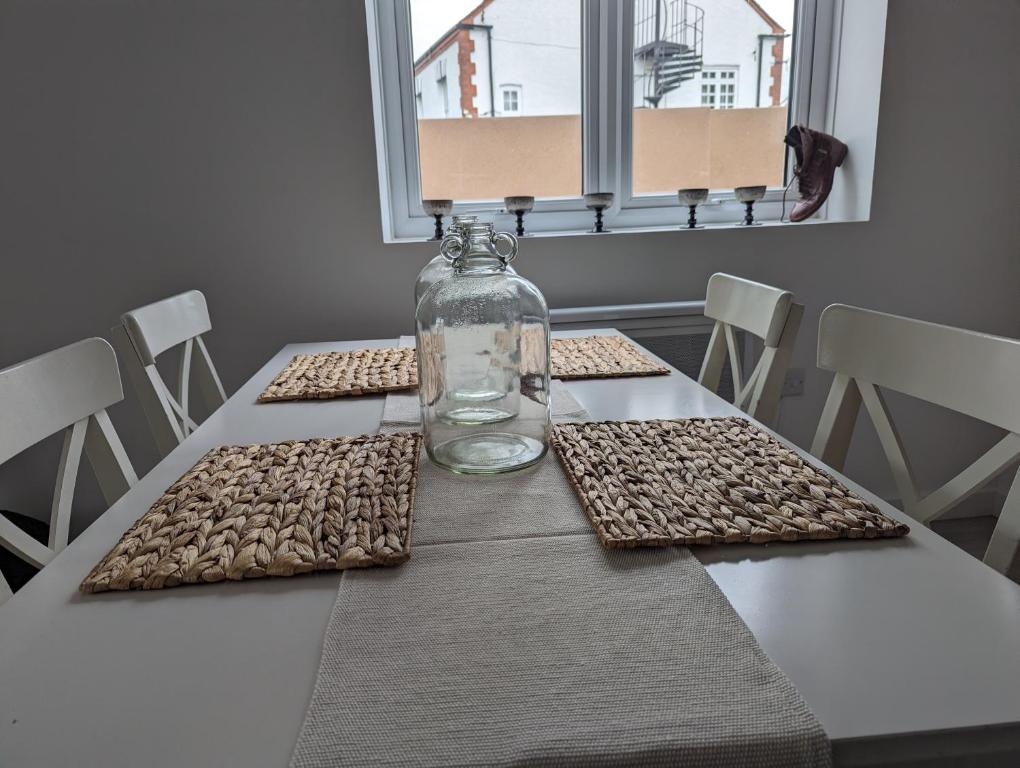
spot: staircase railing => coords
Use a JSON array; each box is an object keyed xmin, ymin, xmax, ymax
[
  {"xmin": 635, "ymin": 0, "xmax": 703, "ymax": 54},
  {"xmin": 634, "ymin": 0, "xmax": 705, "ymax": 106}
]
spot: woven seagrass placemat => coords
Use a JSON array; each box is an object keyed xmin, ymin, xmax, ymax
[
  {"xmin": 80, "ymin": 432, "xmax": 421, "ymax": 593},
  {"xmin": 257, "ymin": 347, "xmax": 418, "ymax": 402},
  {"xmin": 552, "ymin": 417, "xmax": 908, "ymax": 548},
  {"xmin": 259, "ymin": 336, "xmax": 668, "ymax": 403},
  {"xmin": 550, "ymin": 335, "xmax": 669, "ymax": 379}
]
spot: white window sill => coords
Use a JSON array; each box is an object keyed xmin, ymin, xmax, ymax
[{"xmin": 384, "ymin": 208, "xmax": 861, "ymax": 245}]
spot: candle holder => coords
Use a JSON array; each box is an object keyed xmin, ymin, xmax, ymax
[
  {"xmin": 584, "ymin": 192, "xmax": 614, "ymax": 233},
  {"xmin": 504, "ymin": 196, "xmax": 535, "ymax": 237},
  {"xmin": 734, "ymin": 186, "xmax": 766, "ymax": 226},
  {"xmin": 678, "ymin": 188, "xmax": 709, "ymax": 229},
  {"xmin": 422, "ymin": 199, "xmax": 454, "ymax": 240}
]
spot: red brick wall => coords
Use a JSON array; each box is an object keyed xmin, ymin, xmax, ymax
[
  {"xmin": 769, "ymin": 38, "xmax": 784, "ymax": 106},
  {"xmin": 456, "ymin": 29, "xmax": 478, "ymax": 117}
]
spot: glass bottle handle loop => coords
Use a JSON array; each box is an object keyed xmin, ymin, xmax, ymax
[
  {"xmin": 491, "ymin": 231, "xmax": 519, "ymax": 264},
  {"xmin": 439, "ymin": 232, "xmax": 467, "ymax": 263}
]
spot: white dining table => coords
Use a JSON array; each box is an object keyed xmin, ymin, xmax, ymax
[{"xmin": 2, "ymin": 329, "xmax": 1019, "ymax": 767}]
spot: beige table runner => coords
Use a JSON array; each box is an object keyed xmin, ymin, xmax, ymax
[
  {"xmin": 292, "ymin": 534, "xmax": 830, "ymax": 768},
  {"xmin": 378, "ymin": 377, "xmax": 593, "ymax": 546},
  {"xmin": 293, "ymin": 380, "xmax": 831, "ymax": 767}
]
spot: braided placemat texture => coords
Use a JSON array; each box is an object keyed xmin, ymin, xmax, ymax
[
  {"xmin": 257, "ymin": 347, "xmax": 418, "ymax": 402},
  {"xmin": 258, "ymin": 336, "xmax": 667, "ymax": 403},
  {"xmin": 80, "ymin": 433, "xmax": 421, "ymax": 593},
  {"xmin": 550, "ymin": 335, "xmax": 670, "ymax": 379},
  {"xmin": 552, "ymin": 417, "xmax": 908, "ymax": 548}
]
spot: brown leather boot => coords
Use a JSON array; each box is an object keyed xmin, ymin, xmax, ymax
[{"xmin": 784, "ymin": 125, "xmax": 848, "ymax": 222}]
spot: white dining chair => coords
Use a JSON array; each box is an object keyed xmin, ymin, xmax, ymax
[
  {"xmin": 810, "ymin": 304, "xmax": 1020, "ymax": 574},
  {"xmin": 112, "ymin": 290, "xmax": 227, "ymax": 458},
  {"xmin": 697, "ymin": 273, "xmax": 804, "ymax": 428},
  {"xmin": 0, "ymin": 338, "xmax": 138, "ymax": 603}
]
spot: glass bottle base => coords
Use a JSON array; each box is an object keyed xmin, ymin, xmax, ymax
[{"xmin": 428, "ymin": 433, "xmax": 548, "ymax": 474}]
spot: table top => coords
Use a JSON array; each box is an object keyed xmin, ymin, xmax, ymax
[{"xmin": 2, "ymin": 330, "xmax": 1019, "ymax": 767}]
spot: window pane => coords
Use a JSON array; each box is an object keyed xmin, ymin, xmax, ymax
[
  {"xmin": 409, "ymin": 0, "xmax": 581, "ymax": 203},
  {"xmin": 632, "ymin": 0, "xmax": 795, "ymax": 195}
]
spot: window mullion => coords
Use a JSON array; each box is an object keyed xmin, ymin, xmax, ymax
[
  {"xmin": 614, "ymin": 0, "xmax": 635, "ymax": 212},
  {"xmin": 393, "ymin": 0, "xmax": 425, "ymax": 220},
  {"xmin": 581, "ymin": 1, "xmax": 602, "ymax": 196}
]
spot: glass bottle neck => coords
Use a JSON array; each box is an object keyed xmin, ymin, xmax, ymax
[
  {"xmin": 440, "ymin": 222, "xmax": 517, "ymax": 274},
  {"xmin": 456, "ymin": 236, "xmax": 507, "ymax": 273}
]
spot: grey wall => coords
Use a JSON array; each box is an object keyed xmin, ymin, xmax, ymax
[{"xmin": 1, "ymin": 0, "xmax": 1018, "ymax": 530}]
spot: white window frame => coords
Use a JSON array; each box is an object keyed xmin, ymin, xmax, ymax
[
  {"xmin": 367, "ymin": 0, "xmax": 844, "ymax": 241},
  {"xmin": 500, "ymin": 84, "xmax": 522, "ymax": 115},
  {"xmin": 700, "ymin": 67, "xmax": 738, "ymax": 109}
]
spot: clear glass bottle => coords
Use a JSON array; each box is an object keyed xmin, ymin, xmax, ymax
[
  {"xmin": 416, "ymin": 221, "xmax": 550, "ymax": 474},
  {"xmin": 414, "ymin": 215, "xmax": 517, "ymax": 309}
]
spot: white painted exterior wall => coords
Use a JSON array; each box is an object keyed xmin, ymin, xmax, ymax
[
  {"xmin": 415, "ymin": 0, "xmax": 785, "ymax": 118},
  {"xmin": 415, "ymin": 43, "xmax": 462, "ymax": 118},
  {"xmin": 474, "ymin": 0, "xmax": 582, "ymax": 117},
  {"xmin": 636, "ymin": 0, "xmax": 784, "ymax": 108}
]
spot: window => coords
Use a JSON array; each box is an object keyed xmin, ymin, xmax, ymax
[
  {"xmin": 368, "ymin": 0, "xmax": 874, "ymax": 240},
  {"xmin": 700, "ymin": 68, "xmax": 737, "ymax": 108},
  {"xmin": 404, "ymin": 0, "xmax": 581, "ymax": 203},
  {"xmin": 501, "ymin": 85, "xmax": 522, "ymax": 114}
]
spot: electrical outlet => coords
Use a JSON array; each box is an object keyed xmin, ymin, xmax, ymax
[{"xmin": 781, "ymin": 367, "xmax": 805, "ymax": 397}]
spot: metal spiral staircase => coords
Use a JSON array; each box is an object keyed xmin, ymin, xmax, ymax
[{"xmin": 634, "ymin": 0, "xmax": 705, "ymax": 108}]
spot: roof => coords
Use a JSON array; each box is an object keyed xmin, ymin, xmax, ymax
[
  {"xmin": 745, "ymin": 0, "xmax": 785, "ymax": 34},
  {"xmin": 413, "ymin": 0, "xmax": 495, "ymax": 73}
]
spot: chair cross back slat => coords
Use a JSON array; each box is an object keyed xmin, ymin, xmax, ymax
[
  {"xmin": 697, "ymin": 273, "xmax": 803, "ymax": 429},
  {"xmin": 115, "ymin": 290, "xmax": 226, "ymax": 457},
  {"xmin": 811, "ymin": 304, "xmax": 1020, "ymax": 574},
  {"xmin": 0, "ymin": 338, "xmax": 137, "ymax": 603}
]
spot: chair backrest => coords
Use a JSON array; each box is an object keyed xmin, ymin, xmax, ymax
[
  {"xmin": 0, "ymin": 338, "xmax": 137, "ymax": 604},
  {"xmin": 115, "ymin": 290, "xmax": 227, "ymax": 457},
  {"xmin": 811, "ymin": 304, "xmax": 1020, "ymax": 574},
  {"xmin": 697, "ymin": 273, "xmax": 803, "ymax": 428}
]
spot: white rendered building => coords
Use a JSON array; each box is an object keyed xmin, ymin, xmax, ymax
[{"xmin": 413, "ymin": 0, "xmax": 787, "ymax": 119}]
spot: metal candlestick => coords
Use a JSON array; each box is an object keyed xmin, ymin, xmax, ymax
[
  {"xmin": 584, "ymin": 192, "xmax": 614, "ymax": 234},
  {"xmin": 734, "ymin": 186, "xmax": 766, "ymax": 227},
  {"xmin": 421, "ymin": 199, "xmax": 454, "ymax": 241},
  {"xmin": 504, "ymin": 196, "xmax": 535, "ymax": 237},
  {"xmin": 677, "ymin": 188, "xmax": 708, "ymax": 229}
]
